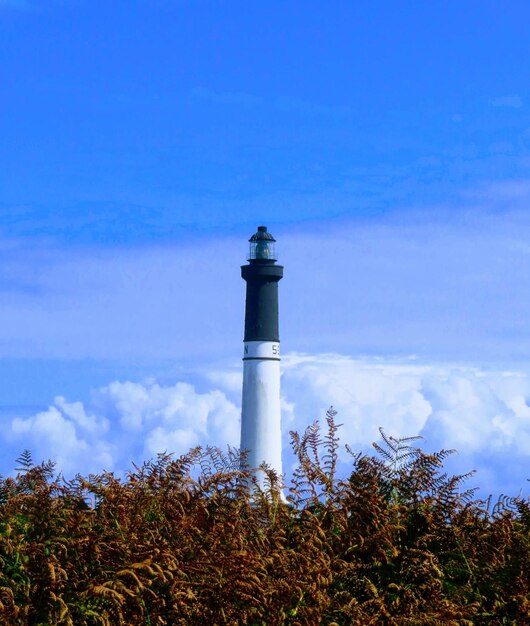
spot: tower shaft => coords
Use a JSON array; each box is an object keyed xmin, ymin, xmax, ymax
[{"xmin": 240, "ymin": 227, "xmax": 283, "ymax": 488}]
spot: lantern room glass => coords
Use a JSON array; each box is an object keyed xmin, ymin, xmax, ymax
[{"xmin": 249, "ymin": 240, "xmax": 276, "ymax": 261}]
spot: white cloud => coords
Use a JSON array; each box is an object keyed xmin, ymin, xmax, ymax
[
  {"xmin": 54, "ymin": 396, "xmax": 108, "ymax": 434},
  {"xmin": 10, "ymin": 406, "xmax": 113, "ymax": 475},
  {"xmin": 281, "ymin": 354, "xmax": 432, "ymax": 448},
  {"xmin": 144, "ymin": 426, "xmax": 199, "ymax": 458},
  {"xmin": 279, "ymin": 355, "xmax": 530, "ymax": 496},
  {"xmin": 3, "ymin": 379, "xmax": 240, "ymax": 476},
  {"xmin": 3, "ymin": 354, "xmax": 529, "ymax": 497},
  {"xmin": 94, "ymin": 380, "xmax": 240, "ymax": 454}
]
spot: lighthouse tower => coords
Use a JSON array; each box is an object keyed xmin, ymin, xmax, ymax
[{"xmin": 240, "ymin": 226, "xmax": 283, "ymax": 488}]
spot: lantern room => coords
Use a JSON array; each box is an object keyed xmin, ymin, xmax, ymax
[{"xmin": 248, "ymin": 225, "xmax": 276, "ymax": 263}]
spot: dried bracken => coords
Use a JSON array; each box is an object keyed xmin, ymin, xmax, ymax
[{"xmin": 0, "ymin": 412, "xmax": 528, "ymax": 625}]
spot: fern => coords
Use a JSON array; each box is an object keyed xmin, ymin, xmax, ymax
[
  {"xmin": 321, "ymin": 407, "xmax": 341, "ymax": 491},
  {"xmin": 492, "ymin": 493, "xmax": 520, "ymax": 518},
  {"xmin": 0, "ymin": 420, "xmax": 528, "ymax": 625},
  {"xmin": 373, "ymin": 427, "xmax": 423, "ymax": 476},
  {"xmin": 15, "ymin": 449, "xmax": 34, "ymax": 473},
  {"xmin": 289, "ymin": 409, "xmax": 343, "ymax": 505}
]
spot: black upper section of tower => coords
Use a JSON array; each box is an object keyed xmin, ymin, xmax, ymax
[{"xmin": 242, "ymin": 226, "xmax": 283, "ymax": 342}]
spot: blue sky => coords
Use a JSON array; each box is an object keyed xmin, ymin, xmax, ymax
[{"xmin": 1, "ymin": 1, "xmax": 530, "ymax": 498}]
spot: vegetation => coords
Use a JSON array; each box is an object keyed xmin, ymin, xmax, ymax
[{"xmin": 0, "ymin": 409, "xmax": 529, "ymax": 625}]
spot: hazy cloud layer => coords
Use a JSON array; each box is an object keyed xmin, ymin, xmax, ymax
[
  {"xmin": 2, "ymin": 198, "xmax": 530, "ymax": 363},
  {"xmin": 2, "ymin": 354, "xmax": 529, "ymax": 497}
]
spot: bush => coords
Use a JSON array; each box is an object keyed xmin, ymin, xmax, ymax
[{"xmin": 0, "ymin": 411, "xmax": 528, "ymax": 625}]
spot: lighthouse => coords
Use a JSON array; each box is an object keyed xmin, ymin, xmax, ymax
[{"xmin": 240, "ymin": 226, "xmax": 283, "ymax": 489}]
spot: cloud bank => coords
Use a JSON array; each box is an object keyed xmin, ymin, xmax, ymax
[
  {"xmin": 3, "ymin": 197, "xmax": 530, "ymax": 364},
  {"xmin": 280, "ymin": 355, "xmax": 530, "ymax": 496},
  {"xmin": 3, "ymin": 354, "xmax": 529, "ymax": 498},
  {"xmin": 4, "ymin": 379, "xmax": 239, "ymax": 476}
]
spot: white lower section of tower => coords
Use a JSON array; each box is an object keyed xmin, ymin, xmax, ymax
[{"xmin": 240, "ymin": 341, "xmax": 282, "ymax": 489}]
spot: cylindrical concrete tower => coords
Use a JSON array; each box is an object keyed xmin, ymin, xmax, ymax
[{"xmin": 240, "ymin": 226, "xmax": 283, "ymax": 487}]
